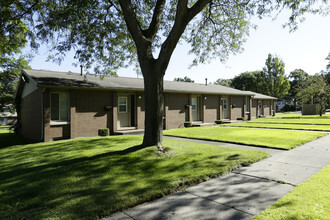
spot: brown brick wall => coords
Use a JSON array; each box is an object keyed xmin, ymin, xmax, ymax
[
  {"xmin": 263, "ymin": 100, "xmax": 271, "ymax": 116},
  {"xmin": 251, "ymin": 100, "xmax": 258, "ymax": 118},
  {"xmin": 165, "ymin": 93, "xmax": 189, "ymax": 129},
  {"xmin": 203, "ymin": 95, "xmax": 219, "ymax": 123},
  {"xmin": 20, "ymin": 88, "xmax": 43, "ymax": 140},
  {"xmin": 72, "ymin": 89, "xmax": 112, "ymax": 138},
  {"xmin": 50, "ymin": 125, "xmax": 70, "ymax": 140},
  {"xmin": 230, "ymin": 96, "xmax": 244, "ymax": 120}
]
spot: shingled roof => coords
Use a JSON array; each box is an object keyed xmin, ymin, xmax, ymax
[
  {"xmin": 247, "ymin": 91, "xmax": 277, "ymax": 100},
  {"xmin": 22, "ymin": 69, "xmax": 256, "ymax": 96}
]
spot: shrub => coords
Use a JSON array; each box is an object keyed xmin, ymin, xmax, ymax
[
  {"xmin": 282, "ymin": 104, "xmax": 295, "ymax": 112},
  {"xmin": 236, "ymin": 117, "xmax": 245, "ymax": 121},
  {"xmin": 184, "ymin": 121, "xmax": 192, "ymax": 127},
  {"xmin": 98, "ymin": 128, "xmax": 110, "ymax": 136},
  {"xmin": 215, "ymin": 120, "xmax": 223, "ymax": 124}
]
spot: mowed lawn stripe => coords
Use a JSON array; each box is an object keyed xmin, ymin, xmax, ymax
[
  {"xmin": 0, "ymin": 134, "xmax": 267, "ymax": 219},
  {"xmin": 163, "ymin": 127, "xmax": 326, "ymax": 150},
  {"xmin": 250, "ymin": 118, "xmax": 330, "ymax": 125},
  {"xmin": 221, "ymin": 123, "xmax": 330, "ymax": 132},
  {"xmin": 254, "ymin": 164, "xmax": 330, "ymax": 219}
]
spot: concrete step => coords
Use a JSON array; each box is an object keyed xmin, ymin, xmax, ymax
[
  {"xmin": 115, "ymin": 129, "xmax": 144, "ymax": 135},
  {"xmin": 192, "ymin": 123, "xmax": 215, "ymax": 127}
]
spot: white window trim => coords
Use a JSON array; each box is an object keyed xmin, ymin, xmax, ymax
[
  {"xmin": 118, "ymin": 96, "xmax": 128, "ymax": 113},
  {"xmin": 50, "ymin": 121, "xmax": 70, "ymax": 126},
  {"xmin": 50, "ymin": 92, "xmax": 70, "ymax": 122}
]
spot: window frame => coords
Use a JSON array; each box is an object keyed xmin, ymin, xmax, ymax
[
  {"xmin": 50, "ymin": 92, "xmax": 70, "ymax": 124},
  {"xmin": 118, "ymin": 96, "xmax": 128, "ymax": 113}
]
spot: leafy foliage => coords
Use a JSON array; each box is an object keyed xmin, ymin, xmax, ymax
[
  {"xmin": 262, "ymin": 54, "xmax": 290, "ymax": 98},
  {"xmin": 174, "ymin": 76, "xmax": 194, "ymax": 82},
  {"xmin": 213, "ymin": 78, "xmax": 232, "ymax": 87},
  {"xmin": 230, "ymin": 71, "xmax": 265, "ymax": 92},
  {"xmin": 0, "ymin": 57, "xmax": 30, "ymax": 111},
  {"xmin": 296, "ymin": 74, "xmax": 330, "ymax": 116}
]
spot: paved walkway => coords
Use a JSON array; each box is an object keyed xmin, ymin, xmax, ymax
[{"xmin": 105, "ymin": 134, "xmax": 330, "ymax": 220}]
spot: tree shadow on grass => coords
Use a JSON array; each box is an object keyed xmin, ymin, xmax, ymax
[
  {"xmin": 0, "ymin": 132, "xmax": 35, "ymax": 149},
  {"xmin": 0, "ymin": 140, "xmax": 179, "ymax": 219},
  {"xmin": 0, "ymin": 136, "xmax": 263, "ymax": 219}
]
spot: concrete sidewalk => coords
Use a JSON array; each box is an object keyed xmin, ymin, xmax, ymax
[{"xmin": 105, "ymin": 134, "xmax": 330, "ymax": 220}]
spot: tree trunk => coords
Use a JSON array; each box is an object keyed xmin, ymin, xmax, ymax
[{"xmin": 142, "ymin": 68, "xmax": 165, "ymax": 151}]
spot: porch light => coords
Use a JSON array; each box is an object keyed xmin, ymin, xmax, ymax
[
  {"xmin": 204, "ymin": 96, "xmax": 207, "ymax": 100},
  {"xmin": 138, "ymin": 96, "xmax": 142, "ymax": 99}
]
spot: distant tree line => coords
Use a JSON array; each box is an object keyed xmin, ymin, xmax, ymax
[{"xmin": 212, "ymin": 53, "xmax": 330, "ymax": 115}]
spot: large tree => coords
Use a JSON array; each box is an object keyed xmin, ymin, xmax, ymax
[
  {"xmin": 263, "ymin": 54, "xmax": 290, "ymax": 98},
  {"xmin": 1, "ymin": 1, "xmax": 32, "ymax": 111},
  {"xmin": 296, "ymin": 74, "xmax": 330, "ymax": 116},
  {"xmin": 9, "ymin": 0, "xmax": 327, "ymax": 148},
  {"xmin": 230, "ymin": 71, "xmax": 265, "ymax": 92},
  {"xmin": 0, "ymin": 57, "xmax": 30, "ymax": 111},
  {"xmin": 288, "ymin": 69, "xmax": 309, "ymax": 109},
  {"xmin": 214, "ymin": 78, "xmax": 232, "ymax": 87}
]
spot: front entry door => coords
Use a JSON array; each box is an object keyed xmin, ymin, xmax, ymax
[
  {"xmin": 192, "ymin": 96, "xmax": 200, "ymax": 122},
  {"xmin": 117, "ymin": 95, "xmax": 130, "ymax": 128},
  {"xmin": 223, "ymin": 98, "xmax": 229, "ymax": 119}
]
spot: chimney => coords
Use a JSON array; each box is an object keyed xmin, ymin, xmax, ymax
[
  {"xmin": 205, "ymin": 78, "xmax": 208, "ymax": 85},
  {"xmin": 80, "ymin": 64, "xmax": 84, "ymax": 76}
]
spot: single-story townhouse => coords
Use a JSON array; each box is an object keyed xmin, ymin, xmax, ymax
[
  {"xmin": 15, "ymin": 69, "xmax": 277, "ymax": 141},
  {"xmin": 247, "ymin": 91, "xmax": 277, "ymax": 118}
]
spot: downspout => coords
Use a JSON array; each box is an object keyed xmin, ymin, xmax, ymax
[{"xmin": 41, "ymin": 88, "xmax": 45, "ymax": 141}]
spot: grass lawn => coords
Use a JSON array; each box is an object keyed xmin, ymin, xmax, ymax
[
  {"xmin": 221, "ymin": 123, "xmax": 330, "ymax": 132},
  {"xmin": 0, "ymin": 134, "xmax": 268, "ymax": 219},
  {"xmin": 254, "ymin": 164, "xmax": 330, "ymax": 219},
  {"xmin": 251, "ymin": 116, "xmax": 330, "ymax": 125},
  {"xmin": 163, "ymin": 127, "xmax": 326, "ymax": 150},
  {"xmin": 0, "ymin": 126, "xmax": 33, "ymax": 149}
]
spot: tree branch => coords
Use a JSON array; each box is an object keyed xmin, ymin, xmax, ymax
[
  {"xmin": 118, "ymin": 0, "xmax": 148, "ymax": 52},
  {"xmin": 187, "ymin": 0, "xmax": 211, "ymax": 21},
  {"xmin": 142, "ymin": 0, "xmax": 166, "ymax": 41},
  {"xmin": 156, "ymin": 0, "xmax": 211, "ymax": 74}
]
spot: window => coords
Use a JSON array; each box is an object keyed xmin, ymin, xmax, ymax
[
  {"xmin": 223, "ymin": 99, "xmax": 227, "ymax": 109},
  {"xmin": 118, "ymin": 97, "xmax": 127, "ymax": 113},
  {"xmin": 192, "ymin": 98, "xmax": 197, "ymax": 111},
  {"xmin": 51, "ymin": 92, "xmax": 69, "ymax": 121}
]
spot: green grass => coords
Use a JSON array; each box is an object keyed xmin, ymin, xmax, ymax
[
  {"xmin": 163, "ymin": 127, "xmax": 326, "ymax": 150},
  {"xmin": 272, "ymin": 114, "xmax": 330, "ymax": 119},
  {"xmin": 254, "ymin": 164, "xmax": 330, "ymax": 219},
  {"xmin": 221, "ymin": 123, "xmax": 330, "ymax": 132},
  {"xmin": 250, "ymin": 117, "xmax": 330, "ymax": 125},
  {"xmin": 0, "ymin": 126, "xmax": 34, "ymax": 149},
  {"xmin": 0, "ymin": 134, "xmax": 268, "ymax": 219}
]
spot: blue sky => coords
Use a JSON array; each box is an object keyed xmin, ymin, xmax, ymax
[{"xmin": 25, "ymin": 11, "xmax": 330, "ymax": 84}]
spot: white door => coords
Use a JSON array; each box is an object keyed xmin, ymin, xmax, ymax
[
  {"xmin": 223, "ymin": 98, "xmax": 229, "ymax": 119},
  {"xmin": 117, "ymin": 96, "xmax": 130, "ymax": 128}
]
